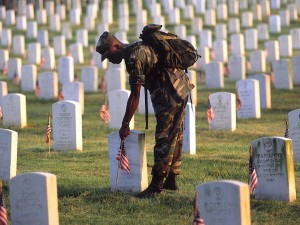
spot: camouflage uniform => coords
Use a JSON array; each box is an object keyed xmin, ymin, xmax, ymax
[{"xmin": 125, "ymin": 42, "xmax": 191, "ymax": 177}]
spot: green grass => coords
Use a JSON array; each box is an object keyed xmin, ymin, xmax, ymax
[{"xmin": 1, "ymin": 1, "xmax": 300, "ymax": 225}]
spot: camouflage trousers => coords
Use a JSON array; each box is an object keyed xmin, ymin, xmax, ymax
[{"xmin": 150, "ymin": 85, "xmax": 188, "ymax": 177}]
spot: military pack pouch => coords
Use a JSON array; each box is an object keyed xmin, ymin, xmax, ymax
[{"xmin": 163, "ymin": 68, "xmax": 195, "ymax": 103}]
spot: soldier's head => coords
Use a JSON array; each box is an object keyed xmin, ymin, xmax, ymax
[{"xmin": 96, "ymin": 31, "xmax": 124, "ymax": 64}]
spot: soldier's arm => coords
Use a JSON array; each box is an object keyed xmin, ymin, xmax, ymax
[{"xmin": 119, "ymin": 83, "xmax": 141, "ymax": 140}]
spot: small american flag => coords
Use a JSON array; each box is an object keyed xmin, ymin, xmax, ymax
[
  {"xmin": 100, "ymin": 76, "xmax": 107, "ymax": 94},
  {"xmin": 236, "ymin": 91, "xmax": 242, "ymax": 111},
  {"xmin": 193, "ymin": 192, "xmax": 205, "ymax": 225},
  {"xmin": 46, "ymin": 113, "xmax": 51, "ymax": 144},
  {"xmin": 0, "ymin": 106, "xmax": 2, "ymax": 120},
  {"xmin": 249, "ymin": 145, "xmax": 258, "ymax": 193},
  {"xmin": 116, "ymin": 140, "xmax": 130, "ymax": 174},
  {"xmin": 40, "ymin": 56, "xmax": 45, "ymax": 68},
  {"xmin": 0, "ymin": 190, "xmax": 8, "ymax": 225},
  {"xmin": 99, "ymin": 104, "xmax": 110, "ymax": 124},
  {"xmin": 58, "ymin": 90, "xmax": 64, "ymax": 101},
  {"xmin": 193, "ymin": 211, "xmax": 205, "ymax": 225},
  {"xmin": 35, "ymin": 82, "xmax": 40, "ymax": 97},
  {"xmin": 2, "ymin": 63, "xmax": 8, "ymax": 75},
  {"xmin": 12, "ymin": 73, "xmax": 20, "ymax": 85},
  {"xmin": 284, "ymin": 118, "xmax": 290, "ymax": 138},
  {"xmin": 207, "ymin": 96, "xmax": 214, "ymax": 124}
]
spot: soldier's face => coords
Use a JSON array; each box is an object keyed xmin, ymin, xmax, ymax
[{"xmin": 107, "ymin": 42, "xmax": 123, "ymax": 64}]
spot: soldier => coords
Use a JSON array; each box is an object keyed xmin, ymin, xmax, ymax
[{"xmin": 96, "ymin": 29, "xmax": 194, "ymax": 198}]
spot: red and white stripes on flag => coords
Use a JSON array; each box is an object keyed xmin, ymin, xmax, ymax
[
  {"xmin": 236, "ymin": 91, "xmax": 242, "ymax": 111},
  {"xmin": 0, "ymin": 106, "xmax": 2, "ymax": 120},
  {"xmin": 249, "ymin": 145, "xmax": 258, "ymax": 193},
  {"xmin": 0, "ymin": 191, "xmax": 8, "ymax": 225},
  {"xmin": 116, "ymin": 141, "xmax": 130, "ymax": 174},
  {"xmin": 99, "ymin": 104, "xmax": 110, "ymax": 124},
  {"xmin": 207, "ymin": 96, "xmax": 214, "ymax": 124},
  {"xmin": 193, "ymin": 192, "xmax": 205, "ymax": 225},
  {"xmin": 46, "ymin": 113, "xmax": 51, "ymax": 144}
]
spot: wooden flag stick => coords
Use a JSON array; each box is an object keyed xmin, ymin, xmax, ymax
[
  {"xmin": 115, "ymin": 140, "xmax": 124, "ymax": 192},
  {"xmin": 47, "ymin": 112, "xmax": 51, "ymax": 156}
]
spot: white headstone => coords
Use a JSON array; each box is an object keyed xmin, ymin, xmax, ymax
[
  {"xmin": 76, "ymin": 29, "xmax": 88, "ymax": 47},
  {"xmin": 269, "ymin": 15, "xmax": 281, "ymax": 33},
  {"xmin": 279, "ymin": 9, "xmax": 290, "ymax": 27},
  {"xmin": 41, "ymin": 47, "xmax": 56, "ymax": 70},
  {"xmin": 251, "ymin": 137, "xmax": 296, "ymax": 202},
  {"xmin": 236, "ymin": 79, "xmax": 261, "ymax": 119},
  {"xmin": 0, "ymin": 81, "xmax": 8, "ymax": 107},
  {"xmin": 196, "ymin": 180, "xmax": 251, "ymax": 225},
  {"xmin": 13, "ymin": 35, "xmax": 25, "ymax": 56},
  {"xmin": 245, "ymin": 28, "xmax": 258, "ymax": 50},
  {"xmin": 10, "ymin": 172, "xmax": 59, "ymax": 225},
  {"xmin": 230, "ymin": 33, "xmax": 245, "ymax": 55},
  {"xmin": 108, "ymin": 89, "xmax": 134, "ymax": 129},
  {"xmin": 241, "ymin": 11, "xmax": 253, "ymax": 28},
  {"xmin": 272, "ymin": 59, "xmax": 293, "ymax": 90},
  {"xmin": 27, "ymin": 21, "xmax": 37, "ymax": 38},
  {"xmin": 0, "ymin": 50, "xmax": 9, "ymax": 70},
  {"xmin": 199, "ymin": 30, "xmax": 212, "ymax": 48},
  {"xmin": 213, "ymin": 40, "xmax": 228, "ymax": 63},
  {"xmin": 7, "ymin": 58, "xmax": 22, "ymax": 80},
  {"xmin": 279, "ymin": 35, "xmax": 292, "ymax": 57},
  {"xmin": 288, "ymin": 109, "xmax": 300, "ymax": 162},
  {"xmin": 264, "ymin": 40, "xmax": 279, "ymax": 62},
  {"xmin": 37, "ymin": 9, "xmax": 47, "ymax": 25},
  {"xmin": 205, "ymin": 61, "xmax": 224, "ymax": 89},
  {"xmin": 52, "ymin": 100, "xmax": 82, "ymax": 151},
  {"xmin": 2, "ymin": 93, "xmax": 27, "ymax": 128},
  {"xmin": 37, "ymin": 29, "xmax": 49, "ymax": 47},
  {"xmin": 183, "ymin": 102, "xmax": 196, "ymax": 154},
  {"xmin": 290, "ymin": 28, "xmax": 300, "ymax": 50},
  {"xmin": 6, "ymin": 10, "xmax": 16, "ymax": 26},
  {"xmin": 28, "ymin": 42, "xmax": 41, "ymax": 65},
  {"xmin": 38, "ymin": 71, "xmax": 58, "ymax": 99},
  {"xmin": 204, "ymin": 9, "xmax": 216, "ymax": 26},
  {"xmin": 106, "ymin": 67, "xmax": 126, "ymax": 93},
  {"xmin": 1, "ymin": 28, "xmax": 12, "ymax": 48},
  {"xmin": 257, "ymin": 24, "xmax": 269, "ymax": 41},
  {"xmin": 63, "ymin": 82, "xmax": 84, "ymax": 114},
  {"xmin": 53, "ymin": 35, "xmax": 66, "ymax": 56},
  {"xmin": 69, "ymin": 43, "xmax": 84, "ymax": 64},
  {"xmin": 0, "ymin": 128, "xmax": 18, "ymax": 181},
  {"xmin": 228, "ymin": 17, "xmax": 240, "ymax": 33},
  {"xmin": 16, "ymin": 15, "xmax": 27, "ymax": 31},
  {"xmin": 250, "ymin": 50, "xmax": 266, "ymax": 73},
  {"xmin": 81, "ymin": 66, "xmax": 98, "ymax": 92},
  {"xmin": 209, "ymin": 92, "xmax": 236, "ymax": 131},
  {"xmin": 21, "ymin": 64, "xmax": 37, "ymax": 92},
  {"xmin": 291, "ymin": 55, "xmax": 300, "ymax": 85},
  {"xmin": 228, "ymin": 54, "xmax": 246, "ymax": 81},
  {"xmin": 108, "ymin": 130, "xmax": 148, "ymax": 192},
  {"xmin": 248, "ymin": 74, "xmax": 271, "ymax": 109},
  {"xmin": 215, "ymin": 23, "xmax": 227, "ymax": 40}
]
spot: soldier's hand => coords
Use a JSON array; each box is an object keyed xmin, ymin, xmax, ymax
[{"xmin": 119, "ymin": 125, "xmax": 130, "ymax": 140}]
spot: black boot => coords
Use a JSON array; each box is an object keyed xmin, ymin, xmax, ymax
[
  {"xmin": 163, "ymin": 173, "xmax": 179, "ymax": 191},
  {"xmin": 136, "ymin": 175, "xmax": 164, "ymax": 198}
]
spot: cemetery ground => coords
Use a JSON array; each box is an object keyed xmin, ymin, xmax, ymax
[
  {"xmin": 2, "ymin": 1, "xmax": 300, "ymax": 224},
  {"xmin": 1, "ymin": 73, "xmax": 300, "ymax": 225}
]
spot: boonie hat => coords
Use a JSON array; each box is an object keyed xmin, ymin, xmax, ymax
[{"xmin": 96, "ymin": 31, "xmax": 115, "ymax": 61}]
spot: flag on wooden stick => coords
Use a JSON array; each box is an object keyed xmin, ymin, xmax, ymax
[
  {"xmin": 0, "ymin": 188, "xmax": 8, "ymax": 225},
  {"xmin": 0, "ymin": 106, "xmax": 2, "ymax": 120},
  {"xmin": 99, "ymin": 104, "xmax": 110, "ymax": 124},
  {"xmin": 284, "ymin": 118, "xmax": 290, "ymax": 138},
  {"xmin": 46, "ymin": 112, "xmax": 52, "ymax": 144},
  {"xmin": 35, "ymin": 81, "xmax": 40, "ymax": 97},
  {"xmin": 116, "ymin": 140, "xmax": 130, "ymax": 174},
  {"xmin": 207, "ymin": 95, "xmax": 214, "ymax": 124},
  {"xmin": 58, "ymin": 90, "xmax": 64, "ymax": 101},
  {"xmin": 236, "ymin": 91, "xmax": 242, "ymax": 111},
  {"xmin": 249, "ymin": 145, "xmax": 258, "ymax": 194},
  {"xmin": 193, "ymin": 192, "xmax": 205, "ymax": 225},
  {"xmin": 2, "ymin": 63, "xmax": 8, "ymax": 75}
]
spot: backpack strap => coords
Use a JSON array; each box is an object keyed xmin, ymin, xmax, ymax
[{"xmin": 145, "ymin": 87, "xmax": 148, "ymax": 129}]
